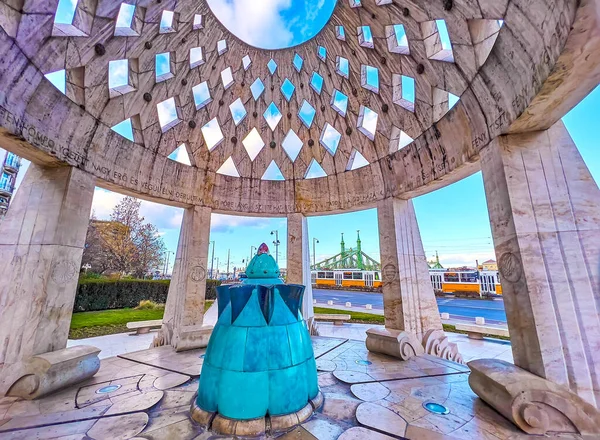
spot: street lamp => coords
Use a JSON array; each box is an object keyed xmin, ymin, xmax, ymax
[
  {"xmin": 271, "ymin": 230, "xmax": 280, "ymax": 265},
  {"xmin": 249, "ymin": 245, "xmax": 256, "ymax": 267},
  {"xmin": 210, "ymin": 240, "xmax": 215, "ymax": 279},
  {"xmin": 313, "ymin": 237, "xmax": 319, "ymax": 268},
  {"xmin": 215, "ymin": 257, "xmax": 219, "ymax": 279}
]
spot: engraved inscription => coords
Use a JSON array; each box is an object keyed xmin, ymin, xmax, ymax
[
  {"xmin": 382, "ymin": 263, "xmax": 398, "ymax": 283},
  {"xmin": 51, "ymin": 260, "xmax": 78, "ymax": 285},
  {"xmin": 190, "ymin": 265, "xmax": 207, "ymax": 282},
  {"xmin": 499, "ymin": 252, "xmax": 522, "ymax": 284}
]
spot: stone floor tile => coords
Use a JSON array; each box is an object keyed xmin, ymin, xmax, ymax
[
  {"xmin": 337, "ymin": 426, "xmax": 396, "ymax": 439},
  {"xmin": 355, "ymin": 401, "xmax": 408, "ymax": 437},
  {"xmin": 350, "ymin": 382, "xmax": 390, "ymax": 401},
  {"xmin": 153, "ymin": 372, "xmax": 191, "ymax": 390},
  {"xmin": 87, "ymin": 412, "xmax": 149, "ymax": 440},
  {"xmin": 2, "ymin": 419, "xmax": 96, "ymax": 440},
  {"xmin": 320, "ymin": 392, "xmax": 362, "ymax": 422},
  {"xmin": 105, "ymin": 390, "xmax": 164, "ymax": 415},
  {"xmin": 0, "ymin": 404, "xmax": 110, "ymax": 432},
  {"xmin": 301, "ymin": 415, "xmax": 346, "ymax": 439}
]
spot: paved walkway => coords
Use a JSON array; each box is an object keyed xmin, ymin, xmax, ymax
[{"xmin": 68, "ymin": 322, "xmax": 513, "ymax": 364}]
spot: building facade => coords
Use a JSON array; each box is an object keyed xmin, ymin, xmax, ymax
[{"xmin": 0, "ymin": 148, "xmax": 21, "ymax": 218}]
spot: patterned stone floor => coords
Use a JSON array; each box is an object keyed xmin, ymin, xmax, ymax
[{"xmin": 0, "ymin": 337, "xmax": 589, "ymax": 440}]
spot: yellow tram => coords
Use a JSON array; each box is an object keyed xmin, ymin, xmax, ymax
[
  {"xmin": 429, "ymin": 270, "xmax": 503, "ymax": 296},
  {"xmin": 311, "ymin": 268, "xmax": 502, "ymax": 296},
  {"xmin": 311, "ymin": 269, "xmax": 382, "ymax": 289}
]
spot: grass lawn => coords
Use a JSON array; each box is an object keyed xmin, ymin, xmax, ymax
[{"xmin": 69, "ymin": 301, "xmax": 214, "ymax": 339}]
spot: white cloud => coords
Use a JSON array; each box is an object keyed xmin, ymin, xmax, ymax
[
  {"xmin": 91, "ymin": 188, "xmax": 183, "ymax": 231},
  {"xmin": 207, "ymin": 0, "xmax": 294, "ymax": 48},
  {"xmin": 211, "ymin": 213, "xmax": 270, "ymax": 233}
]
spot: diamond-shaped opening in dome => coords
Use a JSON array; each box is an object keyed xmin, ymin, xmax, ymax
[
  {"xmin": 53, "ymin": 0, "xmax": 93, "ymax": 37},
  {"xmin": 389, "ymin": 126, "xmax": 414, "ymax": 153},
  {"xmin": 310, "ymin": 72, "xmax": 324, "ymax": 95},
  {"xmin": 157, "ymin": 97, "xmax": 181, "ymax": 132},
  {"xmin": 193, "ymin": 14, "xmax": 204, "ymax": 30},
  {"xmin": 242, "ymin": 55, "xmax": 252, "ymax": 71},
  {"xmin": 305, "ymin": 158, "xmax": 327, "ymax": 179},
  {"xmin": 155, "ymin": 52, "xmax": 174, "ymax": 83},
  {"xmin": 221, "ymin": 67, "xmax": 234, "ymax": 89},
  {"xmin": 217, "ymin": 156, "xmax": 240, "ymax": 177},
  {"xmin": 282, "ymin": 129, "xmax": 303, "ymax": 162},
  {"xmin": 115, "ymin": 3, "xmax": 141, "ymax": 37},
  {"xmin": 262, "ymin": 160, "xmax": 285, "ymax": 181},
  {"xmin": 281, "ymin": 79, "xmax": 295, "ymax": 102},
  {"xmin": 298, "ymin": 100, "xmax": 316, "ymax": 128},
  {"xmin": 386, "ymin": 24, "xmax": 410, "ymax": 55},
  {"xmin": 267, "ymin": 59, "xmax": 278, "ymax": 75},
  {"xmin": 317, "ymin": 46, "xmax": 327, "ymax": 62},
  {"xmin": 264, "ymin": 102, "xmax": 283, "ymax": 131},
  {"xmin": 320, "ymin": 123, "xmax": 341, "ymax": 156},
  {"xmin": 449, "ymin": 92, "xmax": 460, "ymax": 109},
  {"xmin": 361, "ymin": 65, "xmax": 379, "ymax": 93},
  {"xmin": 331, "ymin": 90, "xmax": 348, "ymax": 117},
  {"xmin": 108, "ymin": 59, "xmax": 136, "ymax": 98},
  {"xmin": 190, "ymin": 47, "xmax": 204, "ymax": 69},
  {"xmin": 349, "ymin": 0, "xmax": 361, "ymax": 8},
  {"xmin": 336, "ymin": 26, "xmax": 346, "ymax": 41},
  {"xmin": 433, "ymin": 88, "xmax": 459, "ymax": 120},
  {"xmin": 251, "ymin": 78, "xmax": 265, "ymax": 100},
  {"xmin": 192, "ymin": 81, "xmax": 212, "ymax": 109},
  {"xmin": 202, "ymin": 118, "xmax": 224, "ymax": 151},
  {"xmin": 111, "ymin": 118, "xmax": 134, "ymax": 142},
  {"xmin": 422, "ymin": 19, "xmax": 454, "ymax": 62},
  {"xmin": 293, "ymin": 54, "xmax": 303, "ymax": 72},
  {"xmin": 230, "ymin": 98, "xmax": 247, "ymax": 126},
  {"xmin": 357, "ymin": 106, "xmax": 378, "ymax": 140},
  {"xmin": 358, "ymin": 26, "xmax": 374, "ymax": 49},
  {"xmin": 168, "ymin": 144, "xmax": 191, "ymax": 166},
  {"xmin": 45, "ymin": 70, "xmax": 66, "ymax": 94},
  {"xmin": 346, "ymin": 149, "xmax": 369, "ymax": 171},
  {"xmin": 159, "ymin": 10, "xmax": 177, "ymax": 33},
  {"xmin": 468, "ymin": 19, "xmax": 502, "ymax": 69},
  {"xmin": 243, "ymin": 128, "xmax": 265, "ymax": 161},
  {"xmin": 217, "ymin": 39, "xmax": 228, "ymax": 55},
  {"xmin": 336, "ymin": 57, "xmax": 349, "ymax": 79},
  {"xmin": 393, "ymin": 74, "xmax": 415, "ymax": 112}
]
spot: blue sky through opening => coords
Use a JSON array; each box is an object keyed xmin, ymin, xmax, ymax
[{"xmin": 207, "ymin": 0, "xmax": 336, "ymax": 49}]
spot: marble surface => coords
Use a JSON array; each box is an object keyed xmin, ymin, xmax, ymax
[{"xmin": 0, "ymin": 336, "xmax": 590, "ymax": 440}]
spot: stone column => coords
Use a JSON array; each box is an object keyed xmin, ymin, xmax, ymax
[
  {"xmin": 287, "ymin": 213, "xmax": 314, "ymax": 323},
  {"xmin": 367, "ymin": 198, "xmax": 461, "ymax": 363},
  {"xmin": 480, "ymin": 120, "xmax": 600, "ymax": 408},
  {"xmin": 155, "ymin": 205, "xmax": 213, "ymax": 351},
  {"xmin": 377, "ymin": 198, "xmax": 442, "ymax": 339},
  {"xmin": 0, "ymin": 164, "xmax": 100, "ymax": 398}
]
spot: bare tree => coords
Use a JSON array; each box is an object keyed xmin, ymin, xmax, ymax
[{"xmin": 82, "ymin": 197, "xmax": 166, "ymax": 277}]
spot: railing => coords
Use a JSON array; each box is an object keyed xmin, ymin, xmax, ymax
[{"xmin": 3, "ymin": 152, "xmax": 21, "ymax": 171}]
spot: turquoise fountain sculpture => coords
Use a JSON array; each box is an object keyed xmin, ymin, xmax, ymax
[{"xmin": 191, "ymin": 243, "xmax": 321, "ymax": 436}]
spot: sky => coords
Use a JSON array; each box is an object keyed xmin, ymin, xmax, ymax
[{"xmin": 19, "ymin": 1, "xmax": 600, "ymax": 274}]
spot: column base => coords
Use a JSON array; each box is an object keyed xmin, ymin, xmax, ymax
[
  {"xmin": 151, "ymin": 324, "xmax": 214, "ymax": 352},
  {"xmin": 422, "ymin": 329, "xmax": 464, "ymax": 364},
  {"xmin": 365, "ymin": 328, "xmax": 424, "ymax": 360},
  {"xmin": 469, "ymin": 359, "xmax": 600, "ymax": 436},
  {"xmin": 190, "ymin": 391, "xmax": 324, "ymax": 436},
  {"xmin": 0, "ymin": 346, "xmax": 100, "ymax": 400}
]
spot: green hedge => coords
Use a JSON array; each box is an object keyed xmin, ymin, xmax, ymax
[{"xmin": 74, "ymin": 279, "xmax": 221, "ymax": 312}]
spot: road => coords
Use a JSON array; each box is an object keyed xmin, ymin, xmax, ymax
[{"xmin": 312, "ymin": 288, "xmax": 507, "ymax": 325}]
